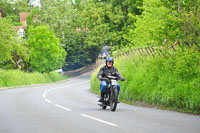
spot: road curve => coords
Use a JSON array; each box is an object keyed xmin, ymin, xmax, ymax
[{"xmin": 0, "ymin": 72, "xmax": 199, "ymax": 133}]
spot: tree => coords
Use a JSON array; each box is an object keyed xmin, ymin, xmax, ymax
[
  {"xmin": 28, "ymin": 0, "xmax": 101, "ymax": 70},
  {"xmin": 129, "ymin": 0, "xmax": 200, "ymax": 47},
  {"xmin": 27, "ymin": 26, "xmax": 67, "ymax": 72},
  {"xmin": 160, "ymin": 0, "xmax": 200, "ymax": 44},
  {"xmin": 0, "ymin": 17, "xmax": 16, "ymax": 66},
  {"xmin": 131, "ymin": 0, "xmax": 177, "ymax": 46},
  {"xmin": 0, "ymin": 0, "xmax": 32, "ymax": 29},
  {"xmin": 0, "ymin": 17, "xmax": 29, "ymax": 69},
  {"xmin": 26, "ymin": 0, "xmax": 144, "ymax": 70},
  {"xmin": 77, "ymin": 0, "xmax": 144, "ymax": 53}
]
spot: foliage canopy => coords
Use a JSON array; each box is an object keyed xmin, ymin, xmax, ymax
[
  {"xmin": 27, "ymin": 26, "xmax": 67, "ymax": 72},
  {"xmin": 0, "ymin": 17, "xmax": 29, "ymax": 69}
]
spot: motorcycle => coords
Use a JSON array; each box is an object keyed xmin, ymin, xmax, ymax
[{"xmin": 98, "ymin": 75, "xmax": 120, "ymax": 112}]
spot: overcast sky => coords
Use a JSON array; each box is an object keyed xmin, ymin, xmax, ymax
[{"xmin": 8, "ymin": 0, "xmax": 76, "ymax": 8}]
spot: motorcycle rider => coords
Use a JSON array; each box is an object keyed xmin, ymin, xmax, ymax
[{"xmin": 97, "ymin": 57, "xmax": 125, "ymax": 102}]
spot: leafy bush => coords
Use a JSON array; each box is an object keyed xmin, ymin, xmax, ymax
[
  {"xmin": 27, "ymin": 26, "xmax": 67, "ymax": 72},
  {"xmin": 13, "ymin": 22, "xmax": 23, "ymax": 26},
  {"xmin": 90, "ymin": 69, "xmax": 101, "ymax": 94},
  {"xmin": 129, "ymin": 0, "xmax": 200, "ymax": 47}
]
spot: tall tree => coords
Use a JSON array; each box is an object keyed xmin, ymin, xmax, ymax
[
  {"xmin": 28, "ymin": 0, "xmax": 101, "ymax": 70},
  {"xmin": 93, "ymin": 0, "xmax": 143, "ymax": 47},
  {"xmin": 161, "ymin": 0, "xmax": 200, "ymax": 43},
  {"xmin": 0, "ymin": 0, "xmax": 31, "ymax": 22},
  {"xmin": 27, "ymin": 26, "xmax": 67, "ymax": 72},
  {"xmin": 129, "ymin": 0, "xmax": 200, "ymax": 47},
  {"xmin": 0, "ymin": 17, "xmax": 29, "ymax": 69},
  {"xmin": 27, "ymin": 0, "xmax": 144, "ymax": 70}
]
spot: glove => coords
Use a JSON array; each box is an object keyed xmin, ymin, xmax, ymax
[
  {"xmin": 119, "ymin": 77, "xmax": 125, "ymax": 81},
  {"xmin": 101, "ymin": 78, "xmax": 109, "ymax": 82}
]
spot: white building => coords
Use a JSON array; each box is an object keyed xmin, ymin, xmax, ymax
[
  {"xmin": 28, "ymin": 0, "xmax": 41, "ymax": 7},
  {"xmin": 17, "ymin": 28, "xmax": 25, "ymax": 38}
]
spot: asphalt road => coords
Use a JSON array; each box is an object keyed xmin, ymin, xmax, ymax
[{"xmin": 0, "ymin": 72, "xmax": 199, "ymax": 133}]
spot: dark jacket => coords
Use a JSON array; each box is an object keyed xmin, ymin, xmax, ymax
[{"xmin": 97, "ymin": 66, "xmax": 124, "ymax": 80}]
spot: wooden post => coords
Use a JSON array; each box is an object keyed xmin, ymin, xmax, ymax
[
  {"xmin": 159, "ymin": 49, "xmax": 165, "ymax": 57},
  {"xmin": 151, "ymin": 47, "xmax": 157, "ymax": 56},
  {"xmin": 194, "ymin": 41, "xmax": 200, "ymax": 50},
  {"xmin": 171, "ymin": 45, "xmax": 176, "ymax": 52},
  {"xmin": 155, "ymin": 48, "xmax": 161, "ymax": 57},
  {"xmin": 145, "ymin": 48, "xmax": 151, "ymax": 56},
  {"xmin": 148, "ymin": 47, "xmax": 155, "ymax": 57},
  {"xmin": 140, "ymin": 48, "xmax": 147, "ymax": 56},
  {"xmin": 185, "ymin": 42, "xmax": 191, "ymax": 48}
]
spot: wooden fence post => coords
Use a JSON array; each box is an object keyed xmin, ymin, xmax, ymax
[
  {"xmin": 194, "ymin": 41, "xmax": 200, "ymax": 51},
  {"xmin": 171, "ymin": 45, "xmax": 176, "ymax": 52},
  {"xmin": 148, "ymin": 47, "xmax": 155, "ymax": 57},
  {"xmin": 151, "ymin": 47, "xmax": 157, "ymax": 57},
  {"xmin": 140, "ymin": 48, "xmax": 147, "ymax": 56},
  {"xmin": 185, "ymin": 42, "xmax": 191, "ymax": 48},
  {"xmin": 159, "ymin": 49, "xmax": 165, "ymax": 57},
  {"xmin": 145, "ymin": 48, "xmax": 151, "ymax": 56}
]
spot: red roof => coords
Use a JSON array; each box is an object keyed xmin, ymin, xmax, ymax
[
  {"xmin": 19, "ymin": 13, "xmax": 30, "ymax": 22},
  {"xmin": 14, "ymin": 13, "xmax": 38, "ymax": 30}
]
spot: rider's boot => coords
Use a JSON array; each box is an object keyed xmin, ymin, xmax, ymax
[
  {"xmin": 117, "ymin": 100, "xmax": 120, "ymax": 103},
  {"xmin": 98, "ymin": 92, "xmax": 105, "ymax": 102}
]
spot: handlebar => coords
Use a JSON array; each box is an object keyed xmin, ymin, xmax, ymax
[
  {"xmin": 101, "ymin": 76, "xmax": 125, "ymax": 81},
  {"xmin": 107, "ymin": 76, "xmax": 117, "ymax": 79}
]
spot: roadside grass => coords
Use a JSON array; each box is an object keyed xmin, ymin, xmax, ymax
[
  {"xmin": 90, "ymin": 69, "xmax": 101, "ymax": 94},
  {"xmin": 0, "ymin": 69, "xmax": 68, "ymax": 87},
  {"xmin": 91, "ymin": 47, "xmax": 200, "ymax": 114}
]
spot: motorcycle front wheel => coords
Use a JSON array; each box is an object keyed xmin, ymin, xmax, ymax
[{"xmin": 110, "ymin": 87, "xmax": 118, "ymax": 111}]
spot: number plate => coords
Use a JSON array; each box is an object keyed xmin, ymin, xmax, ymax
[{"xmin": 111, "ymin": 80, "xmax": 117, "ymax": 85}]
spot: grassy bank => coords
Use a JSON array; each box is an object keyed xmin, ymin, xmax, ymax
[
  {"xmin": 0, "ymin": 69, "xmax": 68, "ymax": 87},
  {"xmin": 91, "ymin": 47, "xmax": 200, "ymax": 114}
]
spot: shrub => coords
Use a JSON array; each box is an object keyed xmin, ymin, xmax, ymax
[{"xmin": 0, "ymin": 69, "xmax": 68, "ymax": 87}]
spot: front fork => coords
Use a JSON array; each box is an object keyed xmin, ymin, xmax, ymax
[{"xmin": 103, "ymin": 85, "xmax": 118, "ymax": 104}]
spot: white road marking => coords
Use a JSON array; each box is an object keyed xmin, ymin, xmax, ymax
[
  {"xmin": 42, "ymin": 79, "xmax": 120, "ymax": 127},
  {"xmin": 45, "ymin": 98, "xmax": 52, "ymax": 104},
  {"xmin": 43, "ymin": 89, "xmax": 50, "ymax": 95},
  {"xmin": 54, "ymin": 104, "xmax": 72, "ymax": 111},
  {"xmin": 42, "ymin": 94, "xmax": 46, "ymax": 98},
  {"xmin": 43, "ymin": 88, "xmax": 72, "ymax": 111},
  {"xmin": 81, "ymin": 114, "xmax": 118, "ymax": 127}
]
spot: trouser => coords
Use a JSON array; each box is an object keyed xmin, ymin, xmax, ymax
[{"xmin": 100, "ymin": 81, "xmax": 120, "ymax": 94}]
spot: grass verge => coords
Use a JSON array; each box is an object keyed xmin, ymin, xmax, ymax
[
  {"xmin": 91, "ymin": 47, "xmax": 200, "ymax": 114},
  {"xmin": 0, "ymin": 69, "xmax": 69, "ymax": 87}
]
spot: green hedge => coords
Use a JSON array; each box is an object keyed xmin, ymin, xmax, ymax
[
  {"xmin": 0, "ymin": 69, "xmax": 68, "ymax": 87},
  {"xmin": 91, "ymin": 47, "xmax": 200, "ymax": 114}
]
